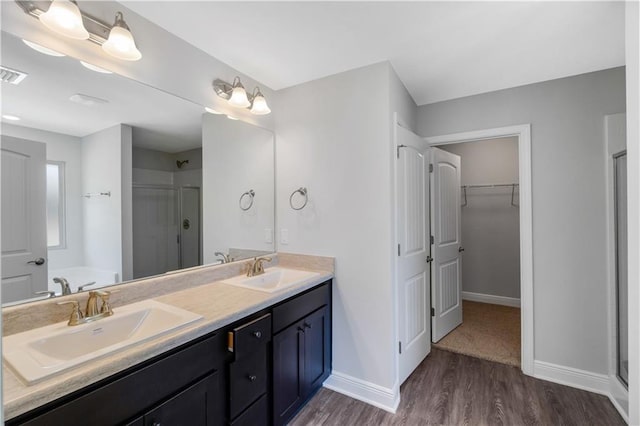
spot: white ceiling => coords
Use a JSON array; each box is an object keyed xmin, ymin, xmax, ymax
[
  {"xmin": 122, "ymin": 1, "xmax": 625, "ymax": 105},
  {"xmin": 1, "ymin": 31, "xmax": 203, "ymax": 153}
]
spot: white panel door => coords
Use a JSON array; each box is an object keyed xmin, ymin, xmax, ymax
[
  {"xmin": 397, "ymin": 125, "xmax": 431, "ymax": 384},
  {"xmin": 1, "ymin": 136, "xmax": 48, "ymax": 303},
  {"xmin": 431, "ymin": 147, "xmax": 463, "ymax": 342}
]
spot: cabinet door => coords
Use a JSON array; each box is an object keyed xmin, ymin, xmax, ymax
[
  {"xmin": 302, "ymin": 306, "xmax": 331, "ymax": 394},
  {"xmin": 144, "ymin": 372, "xmax": 220, "ymax": 426},
  {"xmin": 273, "ymin": 321, "xmax": 304, "ymax": 426}
]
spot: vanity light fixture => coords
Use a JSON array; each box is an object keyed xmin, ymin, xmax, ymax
[
  {"xmin": 102, "ymin": 12, "xmax": 142, "ymax": 61},
  {"xmin": 39, "ymin": 0, "xmax": 89, "ymax": 40},
  {"xmin": 2, "ymin": 115, "xmax": 21, "ymax": 121},
  {"xmin": 205, "ymin": 107, "xmax": 223, "ymax": 115},
  {"xmin": 213, "ymin": 77, "xmax": 271, "ymax": 115},
  {"xmin": 15, "ymin": 2, "xmax": 142, "ymax": 62},
  {"xmin": 22, "ymin": 39, "xmax": 66, "ymax": 57},
  {"xmin": 80, "ymin": 61, "xmax": 112, "ymax": 74}
]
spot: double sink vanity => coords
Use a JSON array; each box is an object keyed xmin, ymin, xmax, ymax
[{"xmin": 2, "ymin": 253, "xmax": 334, "ymax": 425}]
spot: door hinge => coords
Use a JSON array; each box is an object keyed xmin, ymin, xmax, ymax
[
  {"xmin": 430, "ymin": 235, "xmax": 434, "ymax": 245},
  {"xmin": 429, "ymin": 164, "xmax": 433, "ymax": 173},
  {"xmin": 398, "ymin": 244, "xmax": 401, "ymax": 256},
  {"xmin": 399, "ymin": 341, "xmax": 402, "ymax": 354},
  {"xmin": 431, "ymin": 307, "xmax": 435, "ymax": 317}
]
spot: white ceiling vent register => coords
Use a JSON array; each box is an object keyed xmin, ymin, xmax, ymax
[
  {"xmin": 69, "ymin": 94, "xmax": 109, "ymax": 107},
  {"xmin": 0, "ymin": 66, "xmax": 28, "ymax": 85}
]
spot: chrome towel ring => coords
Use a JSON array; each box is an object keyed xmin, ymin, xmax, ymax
[
  {"xmin": 290, "ymin": 187, "xmax": 308, "ymax": 210},
  {"xmin": 239, "ymin": 189, "xmax": 255, "ymax": 211}
]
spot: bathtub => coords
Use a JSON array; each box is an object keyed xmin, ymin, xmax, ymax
[{"xmin": 48, "ymin": 267, "xmax": 120, "ymax": 295}]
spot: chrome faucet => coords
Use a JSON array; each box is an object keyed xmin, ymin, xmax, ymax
[
  {"xmin": 58, "ymin": 290, "xmax": 113, "ymax": 326},
  {"xmin": 215, "ymin": 252, "xmax": 231, "ymax": 264},
  {"xmin": 247, "ymin": 257, "xmax": 272, "ymax": 277},
  {"xmin": 53, "ymin": 277, "xmax": 72, "ymax": 295}
]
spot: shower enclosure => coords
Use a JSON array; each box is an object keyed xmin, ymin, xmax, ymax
[
  {"xmin": 614, "ymin": 152, "xmax": 628, "ymax": 386},
  {"xmin": 132, "ymin": 185, "xmax": 201, "ymax": 279}
]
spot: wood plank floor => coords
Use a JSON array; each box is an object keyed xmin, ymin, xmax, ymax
[{"xmin": 290, "ymin": 349, "xmax": 625, "ymax": 426}]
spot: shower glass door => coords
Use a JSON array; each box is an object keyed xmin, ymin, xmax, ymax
[{"xmin": 614, "ymin": 152, "xmax": 628, "ymax": 387}]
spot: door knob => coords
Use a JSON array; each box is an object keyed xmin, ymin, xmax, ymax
[
  {"xmin": 458, "ymin": 247, "xmax": 465, "ymax": 253},
  {"xmin": 27, "ymin": 257, "xmax": 45, "ymax": 265},
  {"xmin": 426, "ymin": 256, "xmax": 433, "ymax": 263}
]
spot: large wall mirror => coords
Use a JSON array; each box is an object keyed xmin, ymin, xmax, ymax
[{"xmin": 0, "ymin": 31, "xmax": 275, "ymax": 306}]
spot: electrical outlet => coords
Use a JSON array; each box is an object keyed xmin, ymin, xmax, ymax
[
  {"xmin": 280, "ymin": 229, "xmax": 289, "ymax": 245},
  {"xmin": 264, "ymin": 228, "xmax": 273, "ymax": 244}
]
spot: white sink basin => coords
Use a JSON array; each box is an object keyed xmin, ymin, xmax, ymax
[
  {"xmin": 221, "ymin": 267, "xmax": 320, "ymax": 293},
  {"xmin": 3, "ymin": 300, "xmax": 202, "ymax": 384}
]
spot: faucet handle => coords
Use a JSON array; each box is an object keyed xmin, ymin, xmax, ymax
[
  {"xmin": 96, "ymin": 290, "xmax": 114, "ymax": 315},
  {"xmin": 77, "ymin": 281, "xmax": 96, "ymax": 292},
  {"xmin": 57, "ymin": 300, "xmax": 84, "ymax": 326}
]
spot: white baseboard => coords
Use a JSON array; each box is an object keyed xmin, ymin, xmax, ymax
[
  {"xmin": 534, "ymin": 361, "xmax": 630, "ymax": 423},
  {"xmin": 608, "ymin": 375, "xmax": 629, "ymax": 423},
  {"xmin": 323, "ymin": 371, "xmax": 399, "ymax": 413},
  {"xmin": 462, "ymin": 291, "xmax": 521, "ymax": 307},
  {"xmin": 533, "ymin": 360, "xmax": 610, "ymax": 395}
]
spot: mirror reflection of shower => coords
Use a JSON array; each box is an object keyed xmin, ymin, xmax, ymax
[{"xmin": 132, "ymin": 147, "xmax": 202, "ymax": 279}]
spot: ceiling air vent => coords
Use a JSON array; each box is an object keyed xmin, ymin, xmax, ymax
[{"xmin": 0, "ymin": 66, "xmax": 28, "ymax": 85}]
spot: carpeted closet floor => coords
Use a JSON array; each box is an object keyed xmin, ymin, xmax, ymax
[{"xmin": 433, "ymin": 300, "xmax": 521, "ymax": 367}]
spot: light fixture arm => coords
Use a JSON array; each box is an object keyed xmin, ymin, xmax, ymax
[{"xmin": 213, "ymin": 77, "xmax": 257, "ymax": 103}]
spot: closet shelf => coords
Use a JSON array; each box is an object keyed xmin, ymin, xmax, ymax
[{"xmin": 461, "ymin": 183, "xmax": 519, "ymax": 207}]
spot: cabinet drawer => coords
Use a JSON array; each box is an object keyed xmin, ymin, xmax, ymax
[
  {"xmin": 228, "ymin": 313, "xmax": 271, "ymax": 360},
  {"xmin": 272, "ymin": 282, "xmax": 330, "ymax": 334},
  {"xmin": 230, "ymin": 394, "xmax": 268, "ymax": 426},
  {"xmin": 229, "ymin": 345, "xmax": 268, "ymax": 419}
]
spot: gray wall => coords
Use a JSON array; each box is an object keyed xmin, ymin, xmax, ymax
[
  {"xmin": 275, "ymin": 62, "xmax": 398, "ymax": 398},
  {"xmin": 440, "ymin": 137, "xmax": 520, "ymax": 299},
  {"xmin": 418, "ymin": 67, "xmax": 626, "ymax": 374}
]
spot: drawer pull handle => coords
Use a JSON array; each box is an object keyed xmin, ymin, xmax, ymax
[
  {"xmin": 252, "ymin": 331, "xmax": 262, "ymax": 338},
  {"xmin": 248, "ymin": 375, "xmax": 257, "ymax": 382},
  {"xmin": 152, "ymin": 422, "xmax": 161, "ymax": 426},
  {"xmin": 304, "ymin": 322, "xmax": 312, "ymax": 329}
]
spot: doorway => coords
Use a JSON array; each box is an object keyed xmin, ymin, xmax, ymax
[
  {"xmin": 425, "ymin": 125, "xmax": 533, "ymax": 374},
  {"xmin": 432, "ymin": 137, "xmax": 521, "ymax": 367}
]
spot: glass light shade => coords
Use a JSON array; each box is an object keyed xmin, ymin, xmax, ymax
[
  {"xmin": 39, "ymin": 0, "xmax": 89, "ymax": 40},
  {"xmin": 250, "ymin": 94, "xmax": 271, "ymax": 115},
  {"xmin": 102, "ymin": 26, "xmax": 142, "ymax": 61},
  {"xmin": 228, "ymin": 86, "xmax": 250, "ymax": 108}
]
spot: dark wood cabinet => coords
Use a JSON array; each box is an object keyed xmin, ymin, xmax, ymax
[
  {"xmin": 143, "ymin": 372, "xmax": 219, "ymax": 426},
  {"xmin": 7, "ymin": 280, "xmax": 332, "ymax": 426},
  {"xmin": 273, "ymin": 284, "xmax": 332, "ymax": 426}
]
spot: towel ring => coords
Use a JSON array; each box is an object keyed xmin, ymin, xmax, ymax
[
  {"xmin": 289, "ymin": 187, "xmax": 308, "ymax": 211},
  {"xmin": 239, "ymin": 189, "xmax": 255, "ymax": 211}
]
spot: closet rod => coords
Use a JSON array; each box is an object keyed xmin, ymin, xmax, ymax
[
  {"xmin": 461, "ymin": 183, "xmax": 519, "ymax": 207},
  {"xmin": 461, "ymin": 183, "xmax": 519, "ymax": 189}
]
